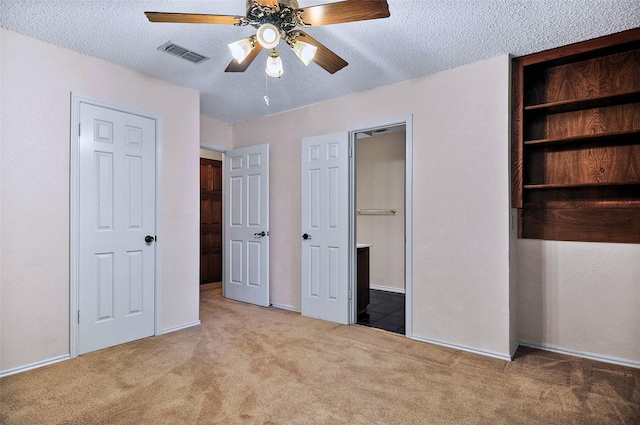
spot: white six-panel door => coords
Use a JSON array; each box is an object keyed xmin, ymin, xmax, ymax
[
  {"xmin": 301, "ymin": 133, "xmax": 350, "ymax": 324},
  {"xmin": 78, "ymin": 102, "xmax": 156, "ymax": 354},
  {"xmin": 224, "ymin": 144, "xmax": 270, "ymax": 307}
]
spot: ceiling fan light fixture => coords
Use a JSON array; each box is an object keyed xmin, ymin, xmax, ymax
[
  {"xmin": 256, "ymin": 23, "xmax": 281, "ymax": 49},
  {"xmin": 227, "ymin": 38, "xmax": 254, "ymax": 64},
  {"xmin": 266, "ymin": 49, "xmax": 284, "ymax": 78},
  {"xmin": 292, "ymin": 40, "xmax": 318, "ymax": 66}
]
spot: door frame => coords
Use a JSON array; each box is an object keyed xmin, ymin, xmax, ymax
[
  {"xmin": 347, "ymin": 115, "xmax": 413, "ymax": 337},
  {"xmin": 200, "ymin": 143, "xmax": 227, "ymax": 296},
  {"xmin": 69, "ymin": 93, "xmax": 163, "ymax": 358}
]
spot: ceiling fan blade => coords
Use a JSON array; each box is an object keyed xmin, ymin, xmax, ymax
[
  {"xmin": 295, "ymin": 31, "xmax": 348, "ymax": 74},
  {"xmin": 298, "ymin": 0, "xmax": 390, "ymax": 26},
  {"xmin": 145, "ymin": 12, "xmax": 243, "ymax": 25},
  {"xmin": 225, "ymin": 40, "xmax": 264, "ymax": 72}
]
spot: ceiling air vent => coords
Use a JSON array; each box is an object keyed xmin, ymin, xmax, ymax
[{"xmin": 157, "ymin": 41, "xmax": 209, "ymax": 64}]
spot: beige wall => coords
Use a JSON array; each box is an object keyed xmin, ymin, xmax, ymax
[
  {"xmin": 233, "ymin": 55, "xmax": 513, "ymax": 358},
  {"xmin": 356, "ymin": 132, "xmax": 405, "ymax": 291},
  {"xmin": 0, "ymin": 29, "xmax": 201, "ymax": 372},
  {"xmin": 200, "ymin": 149, "xmax": 223, "ymax": 161},
  {"xmin": 200, "ymin": 115, "xmax": 232, "ymax": 150},
  {"xmin": 517, "ymin": 240, "xmax": 640, "ymax": 363}
]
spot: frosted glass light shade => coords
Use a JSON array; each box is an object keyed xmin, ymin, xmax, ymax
[
  {"xmin": 266, "ymin": 50, "xmax": 283, "ymax": 78},
  {"xmin": 227, "ymin": 38, "xmax": 254, "ymax": 64},
  {"xmin": 292, "ymin": 40, "xmax": 317, "ymax": 66},
  {"xmin": 256, "ymin": 23, "xmax": 280, "ymax": 49}
]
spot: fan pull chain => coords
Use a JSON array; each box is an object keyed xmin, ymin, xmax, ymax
[{"xmin": 263, "ymin": 72, "xmax": 270, "ymax": 106}]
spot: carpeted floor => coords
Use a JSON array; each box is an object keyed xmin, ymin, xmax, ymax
[{"xmin": 1, "ymin": 286, "xmax": 639, "ymax": 424}]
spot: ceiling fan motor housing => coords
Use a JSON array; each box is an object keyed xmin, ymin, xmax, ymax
[
  {"xmin": 246, "ymin": 0, "xmax": 299, "ymax": 11},
  {"xmin": 245, "ymin": 0, "xmax": 302, "ymax": 34}
]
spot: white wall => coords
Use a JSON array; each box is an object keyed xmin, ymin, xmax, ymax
[
  {"xmin": 0, "ymin": 29, "xmax": 201, "ymax": 373},
  {"xmin": 356, "ymin": 132, "xmax": 405, "ymax": 291},
  {"xmin": 518, "ymin": 240, "xmax": 640, "ymax": 364},
  {"xmin": 233, "ymin": 55, "xmax": 513, "ymax": 358}
]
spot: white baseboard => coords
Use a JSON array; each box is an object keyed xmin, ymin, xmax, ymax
[
  {"xmin": 370, "ymin": 285, "xmax": 405, "ymax": 294},
  {"xmin": 162, "ymin": 320, "xmax": 201, "ymax": 335},
  {"xmin": 270, "ymin": 303, "xmax": 301, "ymax": 313},
  {"xmin": 411, "ymin": 335, "xmax": 513, "ymax": 361},
  {"xmin": 0, "ymin": 354, "xmax": 70, "ymax": 378},
  {"xmin": 518, "ymin": 341, "xmax": 640, "ymax": 369}
]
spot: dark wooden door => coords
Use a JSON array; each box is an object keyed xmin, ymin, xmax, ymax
[
  {"xmin": 357, "ymin": 247, "xmax": 370, "ymax": 314},
  {"xmin": 200, "ymin": 158, "xmax": 222, "ymax": 284}
]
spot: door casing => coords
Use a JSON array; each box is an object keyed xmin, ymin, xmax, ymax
[
  {"xmin": 70, "ymin": 93, "xmax": 163, "ymax": 358},
  {"xmin": 348, "ymin": 115, "xmax": 413, "ymax": 337}
]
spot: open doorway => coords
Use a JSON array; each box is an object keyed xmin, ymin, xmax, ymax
[
  {"xmin": 353, "ymin": 125, "xmax": 406, "ymax": 334},
  {"xmin": 348, "ymin": 116, "xmax": 412, "ymax": 337}
]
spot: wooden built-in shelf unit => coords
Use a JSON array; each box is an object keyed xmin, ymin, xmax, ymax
[{"xmin": 512, "ymin": 28, "xmax": 640, "ymax": 243}]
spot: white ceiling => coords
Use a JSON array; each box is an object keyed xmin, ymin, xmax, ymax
[{"xmin": 1, "ymin": 1, "xmax": 639, "ymax": 124}]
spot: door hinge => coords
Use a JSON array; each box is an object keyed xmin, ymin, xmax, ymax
[
  {"xmin": 77, "ymin": 310, "xmax": 80, "ymax": 324},
  {"xmin": 78, "ymin": 123, "xmax": 81, "ymax": 136},
  {"xmin": 348, "ymin": 288, "xmax": 352, "ymax": 300},
  {"xmin": 348, "ymin": 148, "xmax": 353, "ymax": 158}
]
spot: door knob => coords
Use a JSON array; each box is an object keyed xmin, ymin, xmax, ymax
[
  {"xmin": 145, "ymin": 235, "xmax": 155, "ymax": 244},
  {"xmin": 302, "ymin": 233, "xmax": 311, "ymax": 240},
  {"xmin": 254, "ymin": 231, "xmax": 266, "ymax": 237}
]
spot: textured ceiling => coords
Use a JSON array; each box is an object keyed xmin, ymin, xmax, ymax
[{"xmin": 1, "ymin": 1, "xmax": 639, "ymax": 124}]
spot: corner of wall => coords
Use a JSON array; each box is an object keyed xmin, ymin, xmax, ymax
[
  {"xmin": 507, "ymin": 55, "xmax": 519, "ymax": 356},
  {"xmin": 200, "ymin": 115, "xmax": 233, "ymax": 150}
]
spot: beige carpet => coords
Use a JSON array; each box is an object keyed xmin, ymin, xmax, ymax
[{"xmin": 1, "ymin": 287, "xmax": 639, "ymax": 424}]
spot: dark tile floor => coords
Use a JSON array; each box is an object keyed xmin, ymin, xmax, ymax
[{"xmin": 357, "ymin": 289, "xmax": 405, "ymax": 335}]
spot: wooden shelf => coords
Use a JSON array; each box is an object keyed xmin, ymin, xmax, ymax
[
  {"xmin": 524, "ymin": 182, "xmax": 640, "ymax": 190},
  {"xmin": 513, "ymin": 29, "xmax": 640, "ymax": 243},
  {"xmin": 524, "ymin": 130, "xmax": 640, "ymax": 146},
  {"xmin": 524, "ymin": 89, "xmax": 640, "ymax": 114}
]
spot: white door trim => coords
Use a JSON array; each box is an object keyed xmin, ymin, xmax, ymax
[
  {"xmin": 348, "ymin": 115, "xmax": 413, "ymax": 338},
  {"xmin": 70, "ymin": 93, "xmax": 163, "ymax": 358},
  {"xmin": 200, "ymin": 143, "xmax": 229, "ymax": 152}
]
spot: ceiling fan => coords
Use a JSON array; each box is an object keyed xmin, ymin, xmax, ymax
[{"xmin": 145, "ymin": 0, "xmax": 390, "ymax": 76}]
